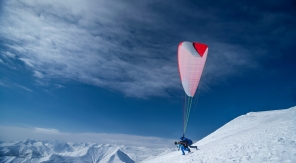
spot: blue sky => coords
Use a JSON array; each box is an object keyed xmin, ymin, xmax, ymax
[{"xmin": 0, "ymin": 0, "xmax": 295, "ymax": 147}]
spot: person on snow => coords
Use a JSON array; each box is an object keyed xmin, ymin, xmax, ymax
[
  {"xmin": 180, "ymin": 136, "xmax": 198, "ymax": 150},
  {"xmin": 174, "ymin": 141, "xmax": 191, "ymax": 155}
]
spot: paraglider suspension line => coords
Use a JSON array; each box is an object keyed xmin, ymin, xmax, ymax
[{"xmin": 183, "ymin": 95, "xmax": 193, "ymax": 134}]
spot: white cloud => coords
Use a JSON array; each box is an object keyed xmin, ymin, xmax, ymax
[
  {"xmin": 0, "ymin": 80, "xmax": 9, "ymax": 87},
  {"xmin": 201, "ymin": 42, "xmax": 258, "ymax": 85},
  {"xmin": 55, "ymin": 84, "xmax": 64, "ymax": 88},
  {"xmin": 0, "ymin": 0, "xmax": 257, "ymax": 98},
  {"xmin": 0, "ymin": 52, "xmax": 18, "ymax": 69},
  {"xmin": 0, "ymin": 79, "xmax": 35, "ymax": 92},
  {"xmin": 34, "ymin": 127, "xmax": 60, "ymax": 135},
  {"xmin": 1, "ymin": 51, "xmax": 16, "ymax": 58},
  {"xmin": 33, "ymin": 71, "xmax": 44, "ymax": 79},
  {"xmin": 18, "ymin": 58, "xmax": 35, "ymax": 68},
  {"xmin": 0, "ymin": 125, "xmax": 176, "ymax": 148},
  {"xmin": 15, "ymin": 84, "xmax": 34, "ymax": 92},
  {"xmin": 0, "ymin": 0, "xmax": 180, "ymax": 98}
]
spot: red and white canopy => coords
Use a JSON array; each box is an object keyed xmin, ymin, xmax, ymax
[{"xmin": 178, "ymin": 41, "xmax": 208, "ymax": 97}]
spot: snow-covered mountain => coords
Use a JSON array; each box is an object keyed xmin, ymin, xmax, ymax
[
  {"xmin": 1, "ymin": 106, "xmax": 295, "ymax": 163},
  {"xmin": 0, "ymin": 140, "xmax": 173, "ymax": 163},
  {"xmin": 143, "ymin": 106, "xmax": 296, "ymax": 163}
]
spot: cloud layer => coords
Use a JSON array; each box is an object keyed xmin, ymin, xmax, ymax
[
  {"xmin": 0, "ymin": 0, "xmax": 181, "ymax": 98},
  {"xmin": 0, "ymin": 125, "xmax": 175, "ymax": 148},
  {"xmin": 2, "ymin": 0, "xmax": 291, "ymax": 97}
]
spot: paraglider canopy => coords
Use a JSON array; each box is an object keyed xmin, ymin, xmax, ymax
[
  {"xmin": 178, "ymin": 41, "xmax": 209, "ymax": 135},
  {"xmin": 178, "ymin": 41, "xmax": 208, "ymax": 97}
]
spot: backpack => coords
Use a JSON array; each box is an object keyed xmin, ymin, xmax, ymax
[{"xmin": 185, "ymin": 138, "xmax": 193, "ymax": 146}]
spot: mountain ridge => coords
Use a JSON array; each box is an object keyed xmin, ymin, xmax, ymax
[{"xmin": 0, "ymin": 140, "xmax": 173, "ymax": 163}]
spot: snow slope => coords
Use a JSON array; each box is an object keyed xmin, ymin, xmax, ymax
[
  {"xmin": 0, "ymin": 140, "xmax": 173, "ymax": 163},
  {"xmin": 144, "ymin": 106, "xmax": 296, "ymax": 163}
]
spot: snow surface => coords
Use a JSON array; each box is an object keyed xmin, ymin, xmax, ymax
[
  {"xmin": 143, "ymin": 106, "xmax": 296, "ymax": 163},
  {"xmin": 1, "ymin": 106, "xmax": 295, "ymax": 163}
]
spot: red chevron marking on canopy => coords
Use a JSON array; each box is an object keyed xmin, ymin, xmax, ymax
[{"xmin": 193, "ymin": 43, "xmax": 208, "ymax": 57}]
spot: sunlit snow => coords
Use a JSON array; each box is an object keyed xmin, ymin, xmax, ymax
[{"xmin": 144, "ymin": 106, "xmax": 296, "ymax": 163}]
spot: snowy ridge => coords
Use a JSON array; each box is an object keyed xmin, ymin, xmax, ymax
[
  {"xmin": 143, "ymin": 106, "xmax": 296, "ymax": 163},
  {"xmin": 0, "ymin": 140, "xmax": 173, "ymax": 163}
]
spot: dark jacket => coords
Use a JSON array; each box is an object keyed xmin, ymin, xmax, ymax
[{"xmin": 178, "ymin": 141, "xmax": 188, "ymax": 148}]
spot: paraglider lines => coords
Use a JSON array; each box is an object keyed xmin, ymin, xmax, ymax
[
  {"xmin": 178, "ymin": 41, "xmax": 209, "ymax": 136},
  {"xmin": 183, "ymin": 95, "xmax": 193, "ymax": 134}
]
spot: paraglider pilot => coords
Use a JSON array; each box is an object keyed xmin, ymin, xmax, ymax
[
  {"xmin": 180, "ymin": 136, "xmax": 198, "ymax": 150},
  {"xmin": 175, "ymin": 141, "xmax": 190, "ymax": 155},
  {"xmin": 175, "ymin": 136, "xmax": 198, "ymax": 155}
]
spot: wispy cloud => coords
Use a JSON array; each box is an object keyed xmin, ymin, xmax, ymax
[
  {"xmin": 1, "ymin": 0, "xmax": 289, "ymax": 98},
  {"xmin": 34, "ymin": 127, "xmax": 60, "ymax": 135},
  {"xmin": 18, "ymin": 58, "xmax": 35, "ymax": 68},
  {"xmin": 0, "ymin": 125, "xmax": 176, "ymax": 148},
  {"xmin": 0, "ymin": 79, "xmax": 35, "ymax": 92},
  {"xmin": 0, "ymin": 52, "xmax": 18, "ymax": 69},
  {"xmin": 15, "ymin": 84, "xmax": 34, "ymax": 92},
  {"xmin": 33, "ymin": 71, "xmax": 44, "ymax": 79},
  {"xmin": 0, "ymin": 80, "xmax": 9, "ymax": 87},
  {"xmin": 0, "ymin": 0, "xmax": 181, "ymax": 98},
  {"xmin": 1, "ymin": 51, "xmax": 16, "ymax": 59}
]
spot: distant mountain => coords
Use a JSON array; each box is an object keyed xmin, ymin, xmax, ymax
[
  {"xmin": 0, "ymin": 140, "xmax": 173, "ymax": 163},
  {"xmin": 143, "ymin": 106, "xmax": 296, "ymax": 163}
]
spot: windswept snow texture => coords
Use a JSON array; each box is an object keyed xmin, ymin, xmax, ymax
[
  {"xmin": 144, "ymin": 106, "xmax": 296, "ymax": 163},
  {"xmin": 0, "ymin": 140, "xmax": 173, "ymax": 163}
]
